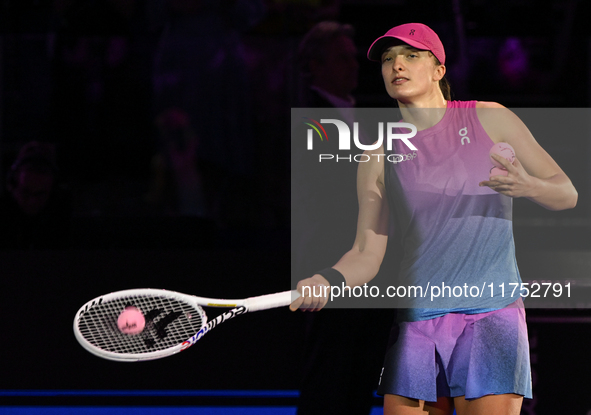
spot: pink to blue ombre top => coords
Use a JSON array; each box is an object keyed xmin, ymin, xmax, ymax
[{"xmin": 384, "ymin": 100, "xmax": 522, "ymax": 321}]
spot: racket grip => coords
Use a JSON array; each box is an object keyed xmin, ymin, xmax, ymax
[{"xmin": 246, "ymin": 290, "xmax": 300, "ymax": 312}]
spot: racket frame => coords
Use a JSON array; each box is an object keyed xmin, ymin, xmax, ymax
[{"xmin": 74, "ymin": 288, "xmax": 295, "ymax": 362}]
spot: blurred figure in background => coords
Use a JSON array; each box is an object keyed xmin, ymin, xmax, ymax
[
  {"xmin": 292, "ymin": 21, "xmax": 394, "ymax": 415},
  {"xmin": 50, "ymin": 0, "xmax": 155, "ymax": 183},
  {"xmin": 296, "ymin": 20, "xmax": 358, "ymax": 108},
  {"xmin": 0, "ymin": 141, "xmax": 71, "ymax": 249},
  {"xmin": 152, "ymin": 0, "xmax": 266, "ymax": 227},
  {"xmin": 146, "ymin": 107, "xmax": 209, "ymax": 217}
]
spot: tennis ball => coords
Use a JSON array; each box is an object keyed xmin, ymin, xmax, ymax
[
  {"xmin": 490, "ymin": 142, "xmax": 515, "ymax": 168},
  {"xmin": 117, "ymin": 306, "xmax": 146, "ymax": 335},
  {"xmin": 490, "ymin": 166, "xmax": 508, "ymax": 178}
]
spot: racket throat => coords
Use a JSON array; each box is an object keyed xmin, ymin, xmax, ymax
[{"xmin": 181, "ymin": 306, "xmax": 246, "ymax": 351}]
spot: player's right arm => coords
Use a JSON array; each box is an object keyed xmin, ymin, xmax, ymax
[{"xmin": 290, "ymin": 146, "xmax": 390, "ymax": 311}]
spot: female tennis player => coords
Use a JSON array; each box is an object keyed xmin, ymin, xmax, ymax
[{"xmin": 290, "ymin": 23, "xmax": 577, "ymax": 415}]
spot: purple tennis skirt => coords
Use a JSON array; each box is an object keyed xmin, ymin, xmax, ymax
[{"xmin": 377, "ymin": 299, "xmax": 532, "ymax": 401}]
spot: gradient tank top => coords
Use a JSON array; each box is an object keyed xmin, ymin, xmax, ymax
[{"xmin": 384, "ymin": 100, "xmax": 521, "ymax": 321}]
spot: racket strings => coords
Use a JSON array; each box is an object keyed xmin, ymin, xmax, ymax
[{"xmin": 77, "ymin": 294, "xmax": 205, "ymax": 355}]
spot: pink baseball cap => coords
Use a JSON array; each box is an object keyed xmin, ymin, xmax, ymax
[{"xmin": 367, "ymin": 23, "xmax": 446, "ymax": 64}]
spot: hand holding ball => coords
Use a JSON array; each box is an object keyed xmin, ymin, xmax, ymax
[
  {"xmin": 117, "ymin": 306, "xmax": 146, "ymax": 335},
  {"xmin": 490, "ymin": 166, "xmax": 508, "ymax": 177},
  {"xmin": 489, "ymin": 142, "xmax": 515, "ymax": 178},
  {"xmin": 490, "ymin": 142, "xmax": 515, "ymax": 167}
]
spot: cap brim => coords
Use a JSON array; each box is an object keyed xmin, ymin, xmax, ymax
[{"xmin": 367, "ymin": 36, "xmax": 429, "ymax": 61}]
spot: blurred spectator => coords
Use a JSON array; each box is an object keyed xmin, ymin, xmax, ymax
[
  {"xmin": 498, "ymin": 37, "xmax": 530, "ymax": 89},
  {"xmin": 152, "ymin": 0, "xmax": 266, "ymax": 226},
  {"xmin": 292, "ymin": 21, "xmax": 394, "ymax": 415},
  {"xmin": 50, "ymin": 0, "xmax": 155, "ymax": 184},
  {"xmin": 0, "ymin": 141, "xmax": 72, "ymax": 249},
  {"xmin": 296, "ymin": 20, "xmax": 358, "ymax": 107},
  {"xmin": 145, "ymin": 107, "xmax": 209, "ymax": 217}
]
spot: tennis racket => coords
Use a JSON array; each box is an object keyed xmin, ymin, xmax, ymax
[{"xmin": 74, "ymin": 288, "xmax": 299, "ymax": 362}]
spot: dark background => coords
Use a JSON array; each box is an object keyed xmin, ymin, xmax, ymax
[{"xmin": 1, "ymin": 0, "xmax": 590, "ymax": 414}]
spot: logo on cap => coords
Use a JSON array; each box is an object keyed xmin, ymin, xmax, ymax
[{"xmin": 366, "ymin": 23, "xmax": 446, "ymax": 64}]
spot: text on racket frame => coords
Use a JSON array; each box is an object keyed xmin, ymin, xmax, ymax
[{"xmin": 180, "ymin": 306, "xmax": 247, "ymax": 351}]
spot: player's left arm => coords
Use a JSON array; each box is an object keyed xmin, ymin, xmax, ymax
[{"xmin": 477, "ymin": 101, "xmax": 578, "ymax": 211}]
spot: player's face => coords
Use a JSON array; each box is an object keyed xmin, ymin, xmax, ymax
[{"xmin": 381, "ymin": 44, "xmax": 444, "ymax": 103}]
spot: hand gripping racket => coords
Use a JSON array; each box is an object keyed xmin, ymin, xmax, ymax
[{"xmin": 74, "ymin": 289, "xmax": 299, "ymax": 362}]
